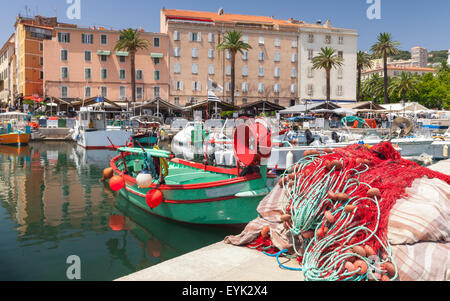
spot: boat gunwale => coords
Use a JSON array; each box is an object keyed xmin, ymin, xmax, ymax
[{"xmin": 110, "ymin": 153, "xmax": 274, "ymax": 191}]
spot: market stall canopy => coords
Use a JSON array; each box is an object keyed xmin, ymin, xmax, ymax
[
  {"xmin": 183, "ymin": 99, "xmax": 239, "ymax": 111},
  {"xmin": 279, "ymin": 102, "xmax": 341, "ymax": 114},
  {"xmin": 71, "ymin": 97, "xmax": 122, "ymax": 109},
  {"xmin": 338, "ymin": 101, "xmax": 384, "ymax": 111},
  {"xmin": 239, "ymin": 100, "xmax": 285, "ymax": 112},
  {"xmin": 134, "ymin": 97, "xmax": 184, "ymax": 112},
  {"xmin": 333, "ymin": 108, "xmax": 356, "ymax": 115},
  {"xmin": 381, "ymin": 102, "xmax": 429, "ymax": 112}
]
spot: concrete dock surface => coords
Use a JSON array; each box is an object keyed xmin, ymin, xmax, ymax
[
  {"xmin": 116, "ymin": 241, "xmax": 303, "ymax": 281},
  {"xmin": 116, "ymin": 159, "xmax": 449, "ymax": 282}
]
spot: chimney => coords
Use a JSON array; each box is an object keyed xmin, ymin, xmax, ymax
[{"xmin": 316, "ymin": 20, "xmax": 322, "ymax": 25}]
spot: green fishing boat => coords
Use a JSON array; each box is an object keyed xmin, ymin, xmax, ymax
[{"xmin": 106, "ymin": 119, "xmax": 276, "ymax": 225}]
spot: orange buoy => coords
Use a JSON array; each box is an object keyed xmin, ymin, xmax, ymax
[
  {"xmin": 109, "ymin": 214, "xmax": 125, "ymax": 231},
  {"xmin": 344, "ymin": 204, "xmax": 356, "ymax": 213},
  {"xmin": 109, "ymin": 175, "xmax": 125, "ymax": 191},
  {"xmin": 383, "ymin": 262, "xmax": 396, "ymax": 277},
  {"xmin": 367, "ymin": 188, "xmax": 381, "ymax": 198},
  {"xmin": 353, "ymin": 246, "xmax": 367, "ymax": 257},
  {"xmin": 317, "ymin": 226, "xmax": 328, "ymax": 237},
  {"xmin": 301, "ymin": 230, "xmax": 314, "ymax": 239},
  {"xmin": 146, "ymin": 189, "xmax": 164, "ymax": 209},
  {"xmin": 281, "ymin": 214, "xmax": 291, "ymax": 222},
  {"xmin": 324, "ymin": 211, "xmax": 335, "ymax": 224},
  {"xmin": 261, "ymin": 226, "xmax": 270, "ymax": 238},
  {"xmin": 364, "ymin": 245, "xmax": 376, "ymax": 257},
  {"xmin": 103, "ymin": 167, "xmax": 114, "ymax": 180},
  {"xmin": 336, "ymin": 193, "xmax": 349, "ymax": 202},
  {"xmin": 354, "ymin": 260, "xmax": 368, "ymax": 275},
  {"xmin": 344, "ymin": 261, "xmax": 357, "ymax": 272}
]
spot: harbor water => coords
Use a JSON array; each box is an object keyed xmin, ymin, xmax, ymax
[{"xmin": 0, "ymin": 142, "xmax": 239, "ymax": 281}]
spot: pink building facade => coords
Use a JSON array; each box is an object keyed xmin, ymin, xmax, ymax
[{"xmin": 43, "ymin": 26, "xmax": 169, "ymax": 104}]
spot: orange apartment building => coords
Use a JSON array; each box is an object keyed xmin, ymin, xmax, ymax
[
  {"xmin": 14, "ymin": 15, "xmax": 76, "ymax": 101},
  {"xmin": 160, "ymin": 9, "xmax": 300, "ymax": 107},
  {"xmin": 43, "ymin": 26, "xmax": 169, "ymax": 103},
  {"xmin": 160, "ymin": 8, "xmax": 358, "ymax": 107}
]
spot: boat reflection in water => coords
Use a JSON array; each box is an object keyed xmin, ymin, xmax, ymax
[
  {"xmin": 107, "ymin": 189, "xmax": 241, "ymax": 272},
  {"xmin": 0, "ymin": 142, "xmax": 238, "ymax": 280}
]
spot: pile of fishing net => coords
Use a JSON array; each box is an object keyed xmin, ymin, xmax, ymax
[{"xmin": 225, "ymin": 142, "xmax": 450, "ymax": 281}]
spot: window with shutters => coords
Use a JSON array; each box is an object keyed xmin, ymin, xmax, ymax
[
  {"xmin": 154, "ymin": 70, "xmax": 160, "ymax": 81},
  {"xmin": 60, "ymin": 50, "xmax": 68, "ymax": 61},
  {"xmin": 174, "ymin": 47, "xmax": 180, "ymax": 57},
  {"xmin": 192, "ymin": 48, "xmax": 198, "ymax": 58},
  {"xmin": 338, "ymin": 68, "xmax": 343, "ymax": 79},
  {"xmin": 274, "ymin": 52, "xmax": 280, "ymax": 62},
  {"xmin": 58, "ymin": 32, "xmax": 70, "ymax": 43},
  {"xmin": 173, "ymin": 31, "xmax": 180, "ymax": 41},
  {"xmin": 274, "ymin": 67, "xmax": 280, "ymax": 78},
  {"xmin": 84, "ymin": 68, "xmax": 91, "ymax": 80},
  {"xmin": 274, "ymin": 84, "xmax": 280, "ymax": 93},
  {"xmin": 258, "ymin": 83, "xmax": 264, "ymax": 93},
  {"xmin": 308, "ymin": 49, "xmax": 314, "ymax": 60},
  {"xmin": 258, "ymin": 66, "xmax": 264, "ymax": 77},
  {"xmin": 208, "ymin": 49, "xmax": 214, "ymax": 59},
  {"xmin": 291, "ymin": 68, "xmax": 297, "ymax": 78},
  {"xmin": 208, "ymin": 64, "xmax": 214, "ymax": 75},
  {"xmin": 101, "ymin": 68, "xmax": 107, "ymax": 79},
  {"xmin": 292, "ymin": 38, "xmax": 297, "ymax": 48},
  {"xmin": 242, "ymin": 51, "xmax": 248, "ymax": 61},
  {"xmin": 274, "ymin": 38, "xmax": 280, "ymax": 47},
  {"xmin": 259, "ymin": 36, "xmax": 264, "ymax": 45},
  {"xmin": 192, "ymin": 64, "xmax": 198, "ymax": 74},
  {"xmin": 308, "ymin": 67, "xmax": 314, "ymax": 78},
  {"xmin": 258, "ymin": 51, "xmax": 264, "ymax": 61},
  {"xmin": 136, "ymin": 87, "xmax": 143, "ymax": 99},
  {"xmin": 85, "ymin": 51, "xmax": 91, "ymax": 62},
  {"xmin": 61, "ymin": 67, "xmax": 68, "ymax": 79},
  {"xmin": 242, "ymin": 82, "xmax": 248, "ymax": 93},
  {"xmin": 60, "ymin": 86, "xmax": 68, "ymax": 98},
  {"xmin": 308, "ymin": 33, "xmax": 314, "ymax": 43},
  {"xmin": 226, "ymin": 65, "xmax": 231, "ymax": 76},
  {"xmin": 101, "ymin": 34, "xmax": 108, "ymax": 45},
  {"xmin": 173, "ymin": 63, "xmax": 180, "ymax": 74},
  {"xmin": 101, "ymin": 86, "xmax": 108, "ymax": 97},
  {"xmin": 136, "ymin": 70, "xmax": 143, "ymax": 80},
  {"xmin": 291, "ymin": 53, "xmax": 297, "ymax": 63},
  {"xmin": 153, "ymin": 37, "xmax": 160, "ymax": 47},
  {"xmin": 242, "ymin": 35, "xmax": 248, "ymax": 43},
  {"xmin": 208, "ymin": 32, "xmax": 215, "ymax": 43},
  {"xmin": 82, "ymin": 33, "xmax": 94, "ymax": 44},
  {"xmin": 290, "ymin": 84, "xmax": 296, "ymax": 94},
  {"xmin": 119, "ymin": 69, "xmax": 126, "ymax": 80},
  {"xmin": 338, "ymin": 36, "xmax": 344, "ymax": 45},
  {"xmin": 242, "ymin": 65, "xmax": 248, "ymax": 77},
  {"xmin": 85, "ymin": 86, "xmax": 91, "ymax": 98},
  {"xmin": 119, "ymin": 86, "xmax": 126, "ymax": 100},
  {"xmin": 325, "ymin": 35, "xmax": 331, "ymax": 44},
  {"xmin": 154, "ymin": 86, "xmax": 160, "ymax": 97}
]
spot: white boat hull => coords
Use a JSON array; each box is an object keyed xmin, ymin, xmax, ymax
[{"xmin": 77, "ymin": 130, "xmax": 132, "ymax": 149}]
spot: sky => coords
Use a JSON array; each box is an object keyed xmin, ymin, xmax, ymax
[{"xmin": 0, "ymin": 0, "xmax": 449, "ymax": 52}]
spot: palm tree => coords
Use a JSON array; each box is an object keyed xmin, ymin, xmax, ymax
[
  {"xmin": 370, "ymin": 33, "xmax": 400, "ymax": 104},
  {"xmin": 361, "ymin": 74, "xmax": 384, "ymax": 102},
  {"xmin": 115, "ymin": 28, "xmax": 150, "ymax": 103},
  {"xmin": 216, "ymin": 30, "xmax": 252, "ymax": 106},
  {"xmin": 311, "ymin": 47, "xmax": 344, "ymax": 107},
  {"xmin": 389, "ymin": 72, "xmax": 419, "ymax": 103},
  {"xmin": 356, "ymin": 51, "xmax": 373, "ymax": 101}
]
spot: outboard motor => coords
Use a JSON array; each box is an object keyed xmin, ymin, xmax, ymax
[
  {"xmin": 331, "ymin": 131, "xmax": 340, "ymax": 143},
  {"xmin": 305, "ymin": 129, "xmax": 315, "ymax": 146}
]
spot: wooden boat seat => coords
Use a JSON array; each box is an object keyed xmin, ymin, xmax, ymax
[{"xmin": 164, "ymin": 170, "xmax": 233, "ymax": 185}]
